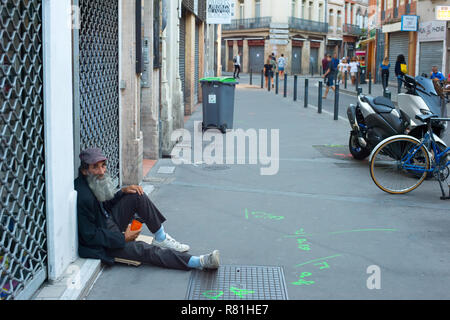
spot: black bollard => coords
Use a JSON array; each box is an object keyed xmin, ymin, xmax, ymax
[
  {"xmin": 334, "ymin": 84, "xmax": 340, "ymax": 121},
  {"xmin": 344, "ymin": 71, "xmax": 348, "ymax": 89},
  {"xmin": 268, "ymin": 74, "xmax": 271, "ymax": 92},
  {"xmin": 304, "ymin": 78, "xmax": 309, "ymax": 108},
  {"xmin": 250, "ymin": 69, "xmax": 253, "ymax": 85},
  {"xmin": 318, "ymin": 81, "xmax": 323, "ymax": 114},
  {"xmin": 294, "ymin": 75, "xmax": 298, "ymax": 101},
  {"xmin": 276, "ymin": 72, "xmax": 279, "ymax": 95},
  {"xmin": 368, "ymin": 72, "xmax": 372, "ymax": 95},
  {"xmin": 261, "ymin": 69, "xmax": 264, "ymax": 89},
  {"xmin": 284, "ymin": 74, "xmax": 287, "ymax": 98},
  {"xmin": 356, "ymin": 71, "xmax": 360, "ymax": 93}
]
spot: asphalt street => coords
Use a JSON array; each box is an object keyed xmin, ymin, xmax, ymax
[{"xmin": 86, "ymin": 74, "xmax": 450, "ymax": 300}]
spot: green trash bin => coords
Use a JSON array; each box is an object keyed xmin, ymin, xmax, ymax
[{"xmin": 200, "ymin": 77, "xmax": 238, "ymax": 133}]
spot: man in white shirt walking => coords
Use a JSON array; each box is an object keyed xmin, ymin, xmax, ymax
[
  {"xmin": 277, "ymin": 54, "xmax": 287, "ymax": 80},
  {"xmin": 233, "ymin": 51, "xmax": 241, "ymax": 79}
]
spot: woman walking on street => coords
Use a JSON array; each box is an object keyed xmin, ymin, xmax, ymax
[
  {"xmin": 395, "ymin": 54, "xmax": 407, "ymax": 92},
  {"xmin": 379, "ymin": 57, "xmax": 390, "ymax": 92},
  {"xmin": 264, "ymin": 56, "xmax": 274, "ymax": 89}
]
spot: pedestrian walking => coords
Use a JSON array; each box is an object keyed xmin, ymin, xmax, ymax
[
  {"xmin": 337, "ymin": 58, "xmax": 350, "ymax": 85},
  {"xmin": 379, "ymin": 57, "xmax": 390, "ymax": 91},
  {"xmin": 75, "ymin": 148, "xmax": 220, "ymax": 270},
  {"xmin": 322, "ymin": 54, "xmax": 329, "ymax": 75},
  {"xmin": 395, "ymin": 54, "xmax": 407, "ymax": 92},
  {"xmin": 278, "ymin": 54, "xmax": 287, "ymax": 80},
  {"xmin": 233, "ymin": 51, "xmax": 241, "ymax": 79},
  {"xmin": 349, "ymin": 57, "xmax": 359, "ymax": 85},
  {"xmin": 264, "ymin": 56, "xmax": 274, "ymax": 89},
  {"xmin": 270, "ymin": 54, "xmax": 277, "ymax": 88},
  {"xmin": 322, "ymin": 55, "xmax": 336, "ymax": 99}
]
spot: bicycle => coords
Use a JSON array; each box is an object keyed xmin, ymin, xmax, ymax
[{"xmin": 369, "ymin": 113, "xmax": 450, "ymax": 200}]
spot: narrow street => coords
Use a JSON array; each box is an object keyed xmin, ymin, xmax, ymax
[{"xmin": 86, "ymin": 78, "xmax": 450, "ymax": 300}]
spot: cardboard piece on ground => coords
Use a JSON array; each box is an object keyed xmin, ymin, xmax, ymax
[{"xmin": 114, "ymin": 235, "xmax": 154, "ymax": 267}]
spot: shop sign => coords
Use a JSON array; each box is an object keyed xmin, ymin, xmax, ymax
[
  {"xmin": 418, "ymin": 20, "xmax": 446, "ymax": 42},
  {"xmin": 401, "ymin": 15, "xmax": 418, "ymax": 31}
]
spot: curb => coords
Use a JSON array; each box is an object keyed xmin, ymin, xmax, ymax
[{"xmin": 32, "ymin": 258, "xmax": 102, "ymax": 300}]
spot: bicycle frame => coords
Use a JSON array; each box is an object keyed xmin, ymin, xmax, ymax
[{"xmin": 400, "ymin": 117, "xmax": 450, "ymax": 199}]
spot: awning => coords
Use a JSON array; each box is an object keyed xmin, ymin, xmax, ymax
[{"xmin": 358, "ymin": 37, "xmax": 375, "ymax": 46}]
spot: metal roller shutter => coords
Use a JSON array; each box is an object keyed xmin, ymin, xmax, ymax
[
  {"xmin": 179, "ymin": 13, "xmax": 186, "ymax": 103},
  {"xmin": 249, "ymin": 46, "xmax": 265, "ymax": 74},
  {"xmin": 78, "ymin": 0, "xmax": 120, "ymax": 183},
  {"xmin": 388, "ymin": 32, "xmax": 409, "ymax": 81},
  {"xmin": 292, "ymin": 47, "xmax": 302, "ymax": 74},
  {"xmin": 310, "ymin": 47, "xmax": 319, "ymax": 74},
  {"xmin": 0, "ymin": 0, "xmax": 47, "ymax": 300},
  {"xmin": 194, "ymin": 21, "xmax": 199, "ymax": 104},
  {"xmin": 419, "ymin": 41, "xmax": 444, "ymax": 77}
]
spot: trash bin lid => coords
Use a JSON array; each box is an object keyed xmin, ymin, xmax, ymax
[{"xmin": 200, "ymin": 77, "xmax": 238, "ymax": 85}]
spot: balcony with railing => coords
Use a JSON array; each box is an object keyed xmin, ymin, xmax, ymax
[
  {"xmin": 343, "ymin": 24, "xmax": 363, "ymax": 36},
  {"xmin": 222, "ymin": 17, "xmax": 272, "ymax": 31},
  {"xmin": 288, "ymin": 17, "xmax": 328, "ymax": 34}
]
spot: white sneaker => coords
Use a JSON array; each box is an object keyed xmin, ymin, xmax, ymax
[
  {"xmin": 200, "ymin": 250, "xmax": 220, "ymax": 270},
  {"xmin": 152, "ymin": 234, "xmax": 190, "ymax": 252}
]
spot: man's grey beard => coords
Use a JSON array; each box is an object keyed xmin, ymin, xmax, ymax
[{"xmin": 86, "ymin": 172, "xmax": 118, "ymax": 202}]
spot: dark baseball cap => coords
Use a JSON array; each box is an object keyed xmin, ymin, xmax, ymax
[{"xmin": 79, "ymin": 148, "xmax": 107, "ymax": 165}]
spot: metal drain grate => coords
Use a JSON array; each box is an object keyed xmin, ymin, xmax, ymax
[{"xmin": 186, "ymin": 265, "xmax": 289, "ymax": 300}]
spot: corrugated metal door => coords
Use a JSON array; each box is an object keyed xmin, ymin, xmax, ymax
[
  {"xmin": 292, "ymin": 47, "xmax": 302, "ymax": 74},
  {"xmin": 249, "ymin": 46, "xmax": 265, "ymax": 73},
  {"xmin": 179, "ymin": 13, "xmax": 186, "ymax": 103},
  {"xmin": 419, "ymin": 41, "xmax": 444, "ymax": 77},
  {"xmin": 388, "ymin": 32, "xmax": 409, "ymax": 81},
  {"xmin": 310, "ymin": 47, "xmax": 319, "ymax": 74},
  {"xmin": 0, "ymin": 0, "xmax": 47, "ymax": 300},
  {"xmin": 194, "ymin": 21, "xmax": 199, "ymax": 105}
]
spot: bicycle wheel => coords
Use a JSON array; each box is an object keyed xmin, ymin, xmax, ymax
[{"xmin": 370, "ymin": 137, "xmax": 430, "ymax": 194}]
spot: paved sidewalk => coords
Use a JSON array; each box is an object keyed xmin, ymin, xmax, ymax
[{"xmin": 86, "ymin": 77, "xmax": 450, "ymax": 300}]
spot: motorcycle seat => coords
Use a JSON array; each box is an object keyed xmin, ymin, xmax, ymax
[{"xmin": 366, "ymin": 96, "xmax": 395, "ymax": 113}]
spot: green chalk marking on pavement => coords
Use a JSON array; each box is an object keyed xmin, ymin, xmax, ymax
[
  {"xmin": 202, "ymin": 290, "xmax": 224, "ymax": 300},
  {"xmin": 328, "ymin": 228, "xmax": 397, "ymax": 235},
  {"xmin": 245, "ymin": 209, "xmax": 285, "ymax": 221},
  {"xmin": 230, "ymin": 287, "xmax": 255, "ymax": 298},
  {"xmin": 283, "ymin": 228, "xmax": 397, "ymax": 238},
  {"xmin": 294, "ymin": 254, "xmax": 343, "ymax": 268}
]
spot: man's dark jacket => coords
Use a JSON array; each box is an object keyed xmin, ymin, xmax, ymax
[{"xmin": 74, "ymin": 174, "xmax": 126, "ymax": 265}]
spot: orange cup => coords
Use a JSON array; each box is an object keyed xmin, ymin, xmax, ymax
[{"xmin": 130, "ymin": 219, "xmax": 143, "ymax": 231}]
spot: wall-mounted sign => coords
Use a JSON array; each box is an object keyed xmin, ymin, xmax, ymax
[
  {"xmin": 436, "ymin": 6, "xmax": 450, "ymax": 20},
  {"xmin": 418, "ymin": 20, "xmax": 446, "ymax": 42},
  {"xmin": 207, "ymin": 0, "xmax": 232, "ymax": 24},
  {"xmin": 401, "ymin": 15, "xmax": 418, "ymax": 31}
]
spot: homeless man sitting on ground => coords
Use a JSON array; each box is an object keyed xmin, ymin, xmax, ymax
[{"xmin": 74, "ymin": 148, "xmax": 220, "ymax": 270}]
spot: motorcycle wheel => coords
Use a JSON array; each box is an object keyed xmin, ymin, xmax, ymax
[{"xmin": 349, "ymin": 131, "xmax": 371, "ymax": 160}]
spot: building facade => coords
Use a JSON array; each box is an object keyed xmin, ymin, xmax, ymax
[
  {"xmin": 415, "ymin": 0, "xmax": 449, "ymax": 77},
  {"xmin": 380, "ymin": 0, "xmax": 418, "ymax": 81},
  {"xmin": 342, "ymin": 0, "xmax": 369, "ymax": 58},
  {"xmin": 222, "ymin": 0, "xmax": 328, "ymax": 76}
]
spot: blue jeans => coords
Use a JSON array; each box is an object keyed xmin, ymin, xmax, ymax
[{"xmin": 397, "ymin": 76, "xmax": 403, "ymax": 92}]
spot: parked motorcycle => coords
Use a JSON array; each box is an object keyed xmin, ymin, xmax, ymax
[{"xmin": 347, "ymin": 75, "xmax": 447, "ymax": 160}]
